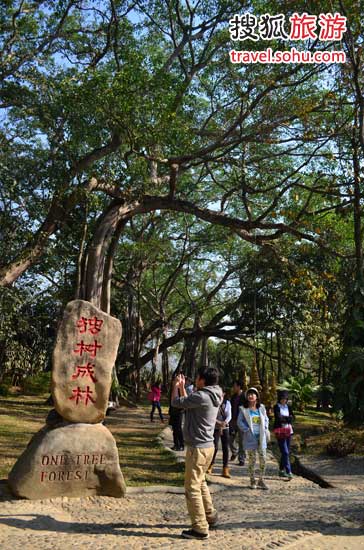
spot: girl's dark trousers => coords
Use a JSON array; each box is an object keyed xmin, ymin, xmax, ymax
[
  {"xmin": 150, "ymin": 400, "xmax": 164, "ymax": 421},
  {"xmin": 170, "ymin": 413, "xmax": 184, "ymax": 449},
  {"xmin": 211, "ymin": 428, "xmax": 229, "ymax": 467}
]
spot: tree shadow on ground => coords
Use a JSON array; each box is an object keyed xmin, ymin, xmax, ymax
[
  {"xmin": 0, "ymin": 514, "xmax": 362, "ymax": 539},
  {"xmin": 0, "ymin": 514, "xmax": 183, "ymax": 538}
]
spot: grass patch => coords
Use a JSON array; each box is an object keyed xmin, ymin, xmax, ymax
[
  {"xmin": 107, "ymin": 400, "xmax": 184, "ymax": 486},
  {"xmin": 0, "ymin": 395, "xmax": 184, "ymax": 487},
  {"xmin": 0, "ymin": 394, "xmax": 51, "ymax": 478},
  {"xmin": 292, "ymin": 406, "xmax": 364, "ymax": 456}
]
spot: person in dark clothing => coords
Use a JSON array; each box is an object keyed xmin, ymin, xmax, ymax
[
  {"xmin": 207, "ymin": 392, "xmax": 232, "ymax": 478},
  {"xmin": 169, "ymin": 403, "xmax": 184, "ymax": 451},
  {"xmin": 229, "ymin": 380, "xmax": 246, "ymax": 465},
  {"xmin": 273, "ymin": 389, "xmax": 295, "ymax": 480},
  {"xmin": 169, "ymin": 368, "xmax": 185, "ymax": 450}
]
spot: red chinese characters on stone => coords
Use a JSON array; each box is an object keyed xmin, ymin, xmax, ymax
[
  {"xmin": 72, "ymin": 363, "xmax": 98, "ymax": 383},
  {"xmin": 77, "ymin": 316, "xmax": 104, "ymax": 335},
  {"xmin": 69, "ymin": 316, "xmax": 105, "ymax": 407},
  {"xmin": 74, "ymin": 339, "xmax": 102, "ymax": 358},
  {"xmin": 69, "ymin": 386, "xmax": 96, "ymax": 406}
]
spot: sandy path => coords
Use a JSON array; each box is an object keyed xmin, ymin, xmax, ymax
[{"xmin": 0, "ymin": 406, "xmax": 362, "ymax": 550}]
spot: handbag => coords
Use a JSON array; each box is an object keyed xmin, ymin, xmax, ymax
[{"xmin": 273, "ymin": 426, "xmax": 292, "ymax": 440}]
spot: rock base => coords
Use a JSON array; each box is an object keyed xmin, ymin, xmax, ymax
[{"xmin": 8, "ymin": 423, "xmax": 126, "ymax": 499}]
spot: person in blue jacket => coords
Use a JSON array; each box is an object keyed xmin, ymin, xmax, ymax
[{"xmin": 237, "ymin": 386, "xmax": 270, "ymax": 490}]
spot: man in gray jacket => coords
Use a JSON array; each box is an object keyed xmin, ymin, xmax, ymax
[{"xmin": 171, "ymin": 367, "xmax": 223, "ymax": 540}]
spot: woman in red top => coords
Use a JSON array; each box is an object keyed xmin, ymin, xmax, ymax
[{"xmin": 150, "ymin": 382, "xmax": 164, "ymax": 422}]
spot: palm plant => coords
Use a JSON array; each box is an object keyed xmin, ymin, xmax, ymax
[{"xmin": 279, "ymin": 373, "xmax": 319, "ymax": 411}]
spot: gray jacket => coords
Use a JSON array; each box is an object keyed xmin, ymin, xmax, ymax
[{"xmin": 172, "ymin": 385, "xmax": 223, "ymax": 448}]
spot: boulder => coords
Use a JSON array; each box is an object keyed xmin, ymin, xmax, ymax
[
  {"xmin": 52, "ymin": 299, "xmax": 122, "ymax": 423},
  {"xmin": 8, "ymin": 423, "xmax": 126, "ymax": 499}
]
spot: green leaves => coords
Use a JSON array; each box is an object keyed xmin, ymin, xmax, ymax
[
  {"xmin": 280, "ymin": 373, "xmax": 319, "ymax": 411},
  {"xmin": 0, "ymin": 0, "xmax": 363, "ymax": 404},
  {"xmin": 335, "ymin": 346, "xmax": 364, "ymax": 422}
]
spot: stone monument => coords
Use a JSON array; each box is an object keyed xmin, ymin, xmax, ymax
[{"xmin": 8, "ymin": 299, "xmax": 126, "ymax": 499}]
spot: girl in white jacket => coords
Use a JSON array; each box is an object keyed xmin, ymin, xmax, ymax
[{"xmin": 237, "ymin": 387, "xmax": 270, "ymax": 490}]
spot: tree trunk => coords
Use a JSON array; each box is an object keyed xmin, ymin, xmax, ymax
[
  {"xmin": 75, "ymin": 201, "xmax": 89, "ymax": 300},
  {"xmin": 290, "ymin": 334, "xmax": 296, "ymax": 376},
  {"xmin": 184, "ymin": 335, "xmax": 200, "ymax": 379},
  {"xmin": 0, "ymin": 340, "xmax": 6, "ymax": 383},
  {"xmin": 151, "ymin": 332, "xmax": 160, "ymax": 382},
  {"xmin": 81, "ymin": 201, "xmax": 122, "ymax": 309},
  {"xmin": 255, "ymin": 346, "xmax": 261, "ymax": 381},
  {"xmin": 199, "ymin": 337, "xmax": 208, "ymax": 368},
  {"xmin": 162, "ymin": 348, "xmax": 169, "ymax": 390},
  {"xmin": 321, "ymin": 352, "xmax": 326, "ymax": 385},
  {"xmin": 175, "ymin": 345, "xmax": 186, "ymax": 374},
  {"xmin": 101, "ymin": 219, "xmax": 127, "ymax": 314},
  {"xmin": 277, "ymin": 331, "xmax": 282, "ymax": 381},
  {"xmin": 269, "ymin": 332, "xmax": 274, "ymax": 372},
  {"xmin": 216, "ymin": 348, "xmax": 222, "ymax": 373},
  {"xmin": 352, "ymin": 137, "xmax": 363, "ymax": 276},
  {"xmin": 317, "ymin": 350, "xmax": 323, "ymax": 385},
  {"xmin": 118, "ymin": 270, "xmax": 139, "ymax": 386}
]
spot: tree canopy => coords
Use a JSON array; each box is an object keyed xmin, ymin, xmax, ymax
[{"xmin": 0, "ymin": 0, "xmax": 363, "ymax": 418}]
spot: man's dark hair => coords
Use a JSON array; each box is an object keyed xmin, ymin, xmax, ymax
[
  {"xmin": 233, "ymin": 380, "xmax": 242, "ymax": 387},
  {"xmin": 197, "ymin": 367, "xmax": 219, "ymax": 386}
]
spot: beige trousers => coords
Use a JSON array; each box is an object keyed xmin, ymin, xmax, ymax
[{"xmin": 184, "ymin": 446, "xmax": 216, "ymax": 534}]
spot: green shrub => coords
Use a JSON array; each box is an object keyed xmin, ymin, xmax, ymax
[
  {"xmin": 326, "ymin": 431, "xmax": 356, "ymax": 457},
  {"xmin": 110, "ymin": 379, "xmax": 129, "ymax": 402},
  {"xmin": 0, "ymin": 383, "xmax": 10, "ymax": 396},
  {"xmin": 23, "ymin": 372, "xmax": 51, "ymax": 395},
  {"xmin": 334, "ymin": 347, "xmax": 364, "ymax": 422}
]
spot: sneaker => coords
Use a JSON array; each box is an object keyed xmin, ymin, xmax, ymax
[
  {"xmin": 230, "ymin": 453, "xmax": 237, "ymax": 461},
  {"xmin": 181, "ymin": 529, "xmax": 209, "ymax": 540},
  {"xmin": 257, "ymin": 479, "xmax": 269, "ymax": 490},
  {"xmin": 250, "ymin": 480, "xmax": 257, "ymax": 490},
  {"xmin": 279, "ymin": 469, "xmax": 285, "ymax": 477},
  {"xmin": 283, "ymin": 472, "xmax": 293, "ymax": 480}
]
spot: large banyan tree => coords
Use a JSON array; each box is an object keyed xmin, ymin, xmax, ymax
[{"xmin": 1, "ymin": 1, "xmax": 363, "ymax": 416}]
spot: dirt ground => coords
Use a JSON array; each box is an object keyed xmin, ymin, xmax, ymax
[{"xmin": 0, "ymin": 406, "xmax": 363, "ymax": 550}]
